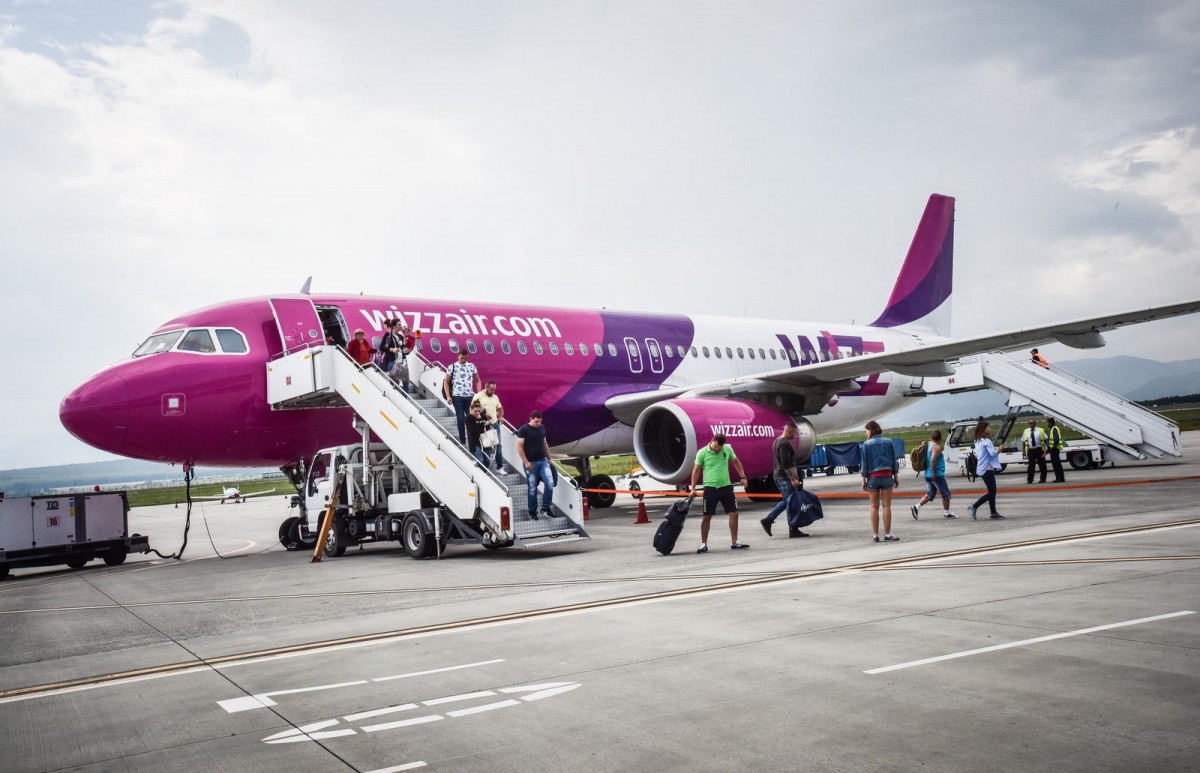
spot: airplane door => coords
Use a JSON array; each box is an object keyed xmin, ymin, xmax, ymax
[
  {"xmin": 270, "ymin": 298, "xmax": 325, "ymax": 353},
  {"xmin": 623, "ymin": 337, "xmax": 644, "ymax": 374},
  {"xmin": 645, "ymin": 338, "xmax": 664, "ymax": 373}
]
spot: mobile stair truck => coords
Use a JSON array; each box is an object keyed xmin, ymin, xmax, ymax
[
  {"xmin": 0, "ymin": 492, "xmax": 149, "ymax": 579},
  {"xmin": 266, "ymin": 340, "xmax": 589, "ymax": 559},
  {"xmin": 906, "ymin": 350, "xmax": 1183, "ymax": 476}
]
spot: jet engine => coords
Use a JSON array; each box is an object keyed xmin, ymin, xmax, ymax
[{"xmin": 633, "ymin": 398, "xmax": 816, "ymax": 485}]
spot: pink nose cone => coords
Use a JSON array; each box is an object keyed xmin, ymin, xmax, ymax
[{"xmin": 60, "ymin": 370, "xmax": 130, "ymax": 455}]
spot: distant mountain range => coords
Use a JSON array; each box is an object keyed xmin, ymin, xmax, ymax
[
  {"xmin": 884, "ymin": 355, "xmax": 1200, "ymax": 426},
  {"xmin": 0, "ymin": 459, "xmax": 277, "ymax": 497}
]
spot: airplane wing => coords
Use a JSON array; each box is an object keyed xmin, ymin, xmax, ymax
[
  {"xmin": 193, "ymin": 488, "xmax": 278, "ymax": 501},
  {"xmin": 605, "ymin": 298, "xmax": 1200, "ymax": 423}
]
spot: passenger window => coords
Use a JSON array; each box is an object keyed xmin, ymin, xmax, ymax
[
  {"xmin": 430, "ymin": 338, "xmax": 442, "ymax": 353},
  {"xmin": 725, "ymin": 347, "xmax": 733, "ymax": 359},
  {"xmin": 534, "ymin": 342, "xmax": 544, "ymax": 355},
  {"xmin": 466, "ymin": 339, "xmax": 477, "ymax": 353},
  {"xmin": 691, "ymin": 346, "xmax": 699, "ymax": 357},
  {"xmin": 580, "ymin": 342, "xmax": 589, "ymax": 356},
  {"xmin": 501, "ymin": 340, "xmax": 511, "ymax": 354},
  {"xmin": 448, "ymin": 338, "xmax": 460, "ymax": 353},
  {"xmin": 484, "ymin": 340, "xmax": 495, "ymax": 354},
  {"xmin": 747, "ymin": 348, "xmax": 755, "ymax": 359},
  {"xmin": 594, "ymin": 343, "xmax": 603, "ymax": 356},
  {"xmin": 565, "ymin": 342, "xmax": 574, "ymax": 355},
  {"xmin": 714, "ymin": 347, "xmax": 722, "ymax": 359},
  {"xmin": 759, "ymin": 348, "xmax": 766, "ymax": 360},
  {"xmin": 663, "ymin": 344, "xmax": 673, "ymax": 358},
  {"xmin": 769, "ymin": 349, "xmax": 777, "ymax": 360},
  {"xmin": 178, "ymin": 329, "xmax": 216, "ymax": 353},
  {"xmin": 702, "ymin": 347, "xmax": 710, "ymax": 358},
  {"xmin": 607, "ymin": 343, "xmax": 618, "ymax": 356},
  {"xmin": 736, "ymin": 348, "xmax": 744, "ymax": 358},
  {"xmin": 518, "ymin": 341, "xmax": 528, "ymax": 354},
  {"xmin": 549, "ymin": 342, "xmax": 559, "ymax": 355}
]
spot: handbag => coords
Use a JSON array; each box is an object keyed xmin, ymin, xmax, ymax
[
  {"xmin": 480, "ymin": 428, "xmax": 499, "ymax": 449},
  {"xmin": 370, "ymin": 350, "xmax": 386, "ymax": 368}
]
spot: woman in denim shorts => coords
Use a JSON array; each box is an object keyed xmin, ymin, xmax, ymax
[{"xmin": 861, "ymin": 420, "xmax": 900, "ymax": 542}]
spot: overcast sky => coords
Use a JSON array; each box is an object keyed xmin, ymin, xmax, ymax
[{"xmin": 2, "ymin": 0, "xmax": 1198, "ymax": 470}]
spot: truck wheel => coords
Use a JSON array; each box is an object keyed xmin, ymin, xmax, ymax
[
  {"xmin": 1068, "ymin": 451, "xmax": 1092, "ymax": 470},
  {"xmin": 586, "ymin": 475, "xmax": 616, "ymax": 509},
  {"xmin": 0, "ymin": 564, "xmax": 8, "ymax": 580},
  {"xmin": 103, "ymin": 547, "xmax": 127, "ymax": 566},
  {"xmin": 66, "ymin": 555, "xmax": 88, "ymax": 569},
  {"xmin": 324, "ymin": 520, "xmax": 348, "ymax": 558},
  {"xmin": 402, "ymin": 514, "xmax": 437, "ymax": 559}
]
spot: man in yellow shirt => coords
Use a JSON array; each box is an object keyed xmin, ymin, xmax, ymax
[{"xmin": 473, "ymin": 380, "xmax": 505, "ymax": 472}]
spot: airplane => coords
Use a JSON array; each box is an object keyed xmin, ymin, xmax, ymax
[
  {"xmin": 195, "ymin": 487, "xmax": 278, "ymax": 504},
  {"xmin": 59, "ymin": 194, "xmax": 1200, "ymax": 508}
]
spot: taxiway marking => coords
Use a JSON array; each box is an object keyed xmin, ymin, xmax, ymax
[
  {"xmin": 865, "ymin": 610, "xmax": 1195, "ymax": 674},
  {"xmin": 217, "ymin": 658, "xmax": 504, "ymax": 713}
]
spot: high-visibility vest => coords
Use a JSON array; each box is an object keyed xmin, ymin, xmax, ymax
[{"xmin": 1047, "ymin": 425, "xmax": 1064, "ymax": 450}]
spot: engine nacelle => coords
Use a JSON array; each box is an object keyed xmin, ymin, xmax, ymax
[{"xmin": 633, "ymin": 398, "xmax": 816, "ymax": 484}]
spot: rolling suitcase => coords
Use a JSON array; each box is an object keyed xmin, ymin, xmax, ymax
[{"xmin": 653, "ymin": 494, "xmax": 695, "ymax": 555}]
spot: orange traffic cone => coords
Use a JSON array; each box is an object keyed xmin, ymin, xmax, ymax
[{"xmin": 635, "ymin": 498, "xmax": 650, "ymax": 524}]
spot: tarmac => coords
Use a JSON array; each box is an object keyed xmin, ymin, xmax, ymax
[{"xmin": 2, "ymin": 436, "xmax": 1198, "ymax": 772}]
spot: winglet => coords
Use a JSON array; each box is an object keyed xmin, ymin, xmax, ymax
[
  {"xmin": 299, "ymin": 276, "xmax": 312, "ymax": 295},
  {"xmin": 869, "ymin": 194, "xmax": 955, "ymax": 336}
]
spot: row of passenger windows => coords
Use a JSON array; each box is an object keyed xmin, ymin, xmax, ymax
[{"xmin": 390, "ymin": 337, "xmax": 814, "ymax": 362}]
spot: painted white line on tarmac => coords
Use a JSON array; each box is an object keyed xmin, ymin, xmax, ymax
[
  {"xmin": 364, "ymin": 761, "xmax": 427, "ymax": 772},
  {"xmin": 865, "ymin": 610, "xmax": 1195, "ymax": 674}
]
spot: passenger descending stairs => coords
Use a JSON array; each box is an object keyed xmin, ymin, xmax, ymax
[
  {"xmin": 266, "ymin": 345, "xmax": 588, "ymax": 549},
  {"xmin": 976, "ymin": 351, "xmax": 1182, "ymax": 462}
]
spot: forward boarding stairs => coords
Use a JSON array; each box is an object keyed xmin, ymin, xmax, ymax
[
  {"xmin": 265, "ymin": 345, "xmax": 588, "ymax": 549},
  {"xmin": 916, "ymin": 351, "xmax": 1182, "ymax": 462}
]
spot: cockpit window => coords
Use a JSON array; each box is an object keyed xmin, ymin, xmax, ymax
[
  {"xmin": 133, "ymin": 331, "xmax": 184, "ymax": 357},
  {"xmin": 178, "ymin": 330, "xmax": 217, "ymax": 353},
  {"xmin": 215, "ymin": 329, "xmax": 248, "ymax": 353}
]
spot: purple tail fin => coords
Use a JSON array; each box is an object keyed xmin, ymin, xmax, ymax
[{"xmin": 869, "ymin": 194, "xmax": 955, "ymax": 336}]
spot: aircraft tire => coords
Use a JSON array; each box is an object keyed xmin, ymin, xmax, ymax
[
  {"xmin": 402, "ymin": 514, "xmax": 437, "ymax": 559},
  {"xmin": 628, "ymin": 480, "xmax": 643, "ymax": 501},
  {"xmin": 278, "ymin": 517, "xmax": 304, "ymax": 551},
  {"xmin": 586, "ymin": 475, "xmax": 616, "ymax": 509},
  {"xmin": 288, "ymin": 519, "xmax": 318, "ymax": 551},
  {"xmin": 103, "ymin": 546, "xmax": 127, "ymax": 566}
]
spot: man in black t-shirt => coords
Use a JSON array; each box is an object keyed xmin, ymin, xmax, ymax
[{"xmin": 517, "ymin": 411, "xmax": 554, "ymax": 518}]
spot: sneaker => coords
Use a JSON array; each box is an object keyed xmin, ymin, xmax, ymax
[
  {"xmin": 789, "ymin": 529, "xmax": 809, "ymax": 538},
  {"xmin": 542, "ymin": 507, "xmax": 554, "ymax": 518},
  {"xmin": 872, "ymin": 535, "xmax": 881, "ymax": 543},
  {"xmin": 989, "ymin": 513, "xmax": 1005, "ymax": 520},
  {"xmin": 967, "ymin": 505, "xmax": 977, "ymax": 520},
  {"xmin": 944, "ymin": 512, "xmax": 958, "ymax": 519},
  {"xmin": 528, "ymin": 509, "xmax": 539, "ymax": 520},
  {"xmin": 696, "ymin": 545, "xmax": 708, "ymax": 554},
  {"xmin": 760, "ymin": 517, "xmax": 774, "ymax": 536},
  {"xmin": 910, "ymin": 505, "xmax": 920, "ymax": 520},
  {"xmin": 730, "ymin": 542, "xmax": 750, "ymax": 550},
  {"xmin": 883, "ymin": 534, "xmax": 900, "ymax": 542}
]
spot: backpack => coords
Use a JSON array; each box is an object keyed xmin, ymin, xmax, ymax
[
  {"xmin": 965, "ymin": 449, "xmax": 978, "ymax": 483},
  {"xmin": 909, "ymin": 441, "xmax": 929, "ymax": 474}
]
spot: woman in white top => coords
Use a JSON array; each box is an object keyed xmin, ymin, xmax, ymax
[{"xmin": 967, "ymin": 420, "xmax": 1005, "ymax": 520}]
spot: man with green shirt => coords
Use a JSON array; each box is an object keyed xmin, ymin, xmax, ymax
[{"xmin": 689, "ymin": 432, "xmax": 750, "ymax": 553}]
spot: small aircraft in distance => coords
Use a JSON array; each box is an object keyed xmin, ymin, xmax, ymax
[{"xmin": 195, "ymin": 487, "xmax": 277, "ymax": 504}]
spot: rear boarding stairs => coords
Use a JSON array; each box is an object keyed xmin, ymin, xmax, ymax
[
  {"xmin": 266, "ymin": 344, "xmax": 589, "ymax": 553},
  {"xmin": 915, "ymin": 350, "xmax": 1183, "ymax": 463}
]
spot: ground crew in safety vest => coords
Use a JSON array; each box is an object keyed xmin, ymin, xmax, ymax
[
  {"xmin": 1022, "ymin": 418, "xmax": 1049, "ymax": 484},
  {"xmin": 1031, "ymin": 348, "xmax": 1049, "ymax": 368},
  {"xmin": 1045, "ymin": 417, "xmax": 1066, "ymax": 483}
]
